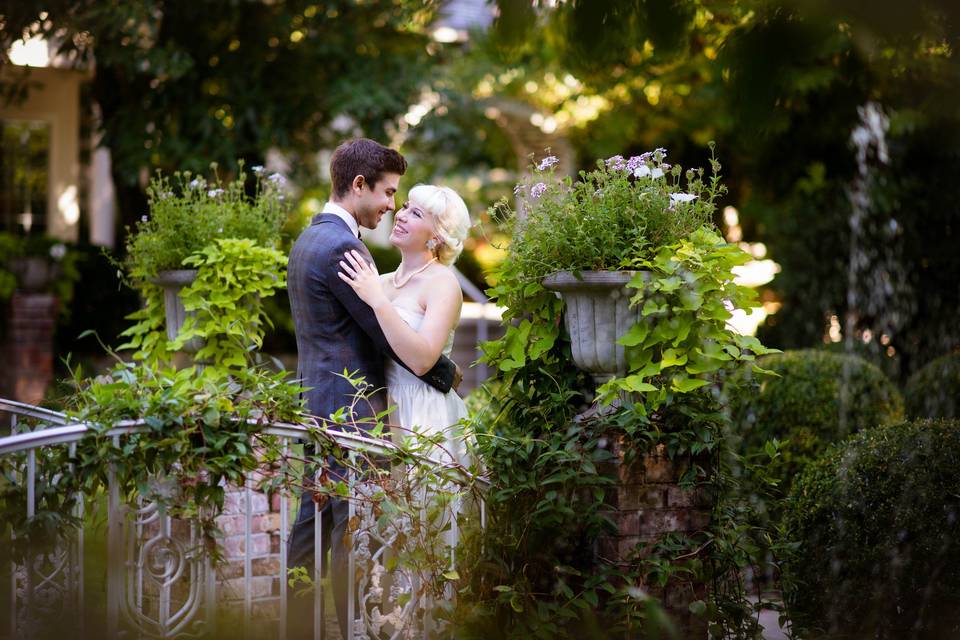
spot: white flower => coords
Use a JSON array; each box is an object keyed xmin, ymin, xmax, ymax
[
  {"xmin": 207, "ymin": 188, "xmax": 225, "ymax": 198},
  {"xmin": 49, "ymin": 243, "xmax": 66, "ymax": 261},
  {"xmin": 252, "ymin": 165, "xmax": 265, "ymax": 175},
  {"xmin": 651, "ymin": 167, "xmax": 664, "ymax": 179},
  {"xmin": 670, "ymin": 193, "xmax": 698, "ymax": 204},
  {"xmin": 627, "ymin": 586, "xmax": 649, "ymax": 601},
  {"xmin": 141, "ymin": 215, "xmax": 149, "ymax": 222},
  {"xmin": 188, "ymin": 178, "xmax": 203, "ymax": 189},
  {"xmin": 633, "ymin": 165, "xmax": 651, "ymax": 178}
]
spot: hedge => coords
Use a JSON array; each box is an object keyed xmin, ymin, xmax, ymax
[
  {"xmin": 904, "ymin": 352, "xmax": 960, "ymax": 419},
  {"xmin": 781, "ymin": 420, "xmax": 960, "ymax": 638},
  {"xmin": 727, "ymin": 349, "xmax": 903, "ymax": 497}
]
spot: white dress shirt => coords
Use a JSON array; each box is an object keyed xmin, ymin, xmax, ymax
[{"xmin": 322, "ymin": 201, "xmax": 360, "ymax": 238}]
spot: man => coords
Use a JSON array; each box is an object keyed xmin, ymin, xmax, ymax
[{"xmin": 286, "ymin": 138, "xmax": 457, "ymax": 638}]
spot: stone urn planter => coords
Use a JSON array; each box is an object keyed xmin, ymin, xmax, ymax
[
  {"xmin": 151, "ymin": 269, "xmax": 203, "ymax": 353},
  {"xmin": 541, "ymin": 270, "xmax": 644, "ymax": 385},
  {"xmin": 9, "ymin": 256, "xmax": 61, "ymax": 292}
]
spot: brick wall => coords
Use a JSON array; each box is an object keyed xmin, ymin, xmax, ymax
[{"xmin": 0, "ymin": 293, "xmax": 58, "ymax": 405}]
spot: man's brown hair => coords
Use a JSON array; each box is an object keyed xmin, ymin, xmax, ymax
[{"xmin": 330, "ymin": 138, "xmax": 407, "ymax": 199}]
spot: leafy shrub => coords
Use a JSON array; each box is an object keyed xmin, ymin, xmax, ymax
[
  {"xmin": 781, "ymin": 420, "xmax": 960, "ymax": 639},
  {"xmin": 727, "ymin": 349, "xmax": 903, "ymax": 497},
  {"xmin": 904, "ymin": 352, "xmax": 960, "ymax": 419}
]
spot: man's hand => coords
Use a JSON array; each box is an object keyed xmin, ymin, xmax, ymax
[{"xmin": 453, "ymin": 363, "xmax": 463, "ymax": 391}]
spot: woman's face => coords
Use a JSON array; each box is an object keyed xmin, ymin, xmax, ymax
[{"xmin": 389, "ymin": 199, "xmax": 436, "ymax": 251}]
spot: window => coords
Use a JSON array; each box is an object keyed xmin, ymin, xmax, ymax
[{"xmin": 0, "ymin": 120, "xmax": 50, "ymax": 235}]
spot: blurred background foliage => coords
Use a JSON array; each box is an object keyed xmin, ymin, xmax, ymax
[{"xmin": 1, "ymin": 0, "xmax": 957, "ymax": 379}]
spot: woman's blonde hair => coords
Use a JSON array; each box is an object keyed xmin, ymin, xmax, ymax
[{"xmin": 408, "ymin": 184, "xmax": 471, "ymax": 265}]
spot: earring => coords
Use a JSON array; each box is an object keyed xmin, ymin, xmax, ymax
[{"xmin": 426, "ymin": 238, "xmax": 439, "ymax": 252}]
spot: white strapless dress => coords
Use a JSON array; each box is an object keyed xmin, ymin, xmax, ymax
[
  {"xmin": 384, "ymin": 303, "xmax": 469, "ymax": 466},
  {"xmin": 352, "ymin": 304, "xmax": 467, "ymax": 638}
]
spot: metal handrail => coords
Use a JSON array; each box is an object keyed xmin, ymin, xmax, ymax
[{"xmin": 0, "ymin": 398, "xmax": 69, "ymax": 425}]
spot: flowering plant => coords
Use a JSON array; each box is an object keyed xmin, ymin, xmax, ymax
[
  {"xmin": 495, "ymin": 147, "xmax": 724, "ymax": 281},
  {"xmin": 121, "ymin": 163, "xmax": 292, "ymax": 364},
  {"xmin": 0, "ymin": 233, "xmax": 79, "ymax": 304},
  {"xmin": 126, "ymin": 162, "xmax": 290, "ymax": 280}
]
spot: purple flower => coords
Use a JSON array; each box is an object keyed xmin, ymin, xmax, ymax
[
  {"xmin": 530, "ymin": 182, "xmax": 548, "ymax": 198},
  {"xmin": 537, "ymin": 155, "xmax": 560, "ymax": 171},
  {"xmin": 268, "ymin": 173, "xmax": 286, "ymax": 186},
  {"xmin": 513, "ymin": 184, "xmax": 524, "ymax": 197},
  {"xmin": 605, "ymin": 155, "xmax": 626, "ymax": 171},
  {"xmin": 626, "ymin": 156, "xmax": 643, "ymax": 172}
]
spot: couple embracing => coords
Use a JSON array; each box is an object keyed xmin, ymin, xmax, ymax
[{"xmin": 286, "ymin": 138, "xmax": 471, "ymax": 637}]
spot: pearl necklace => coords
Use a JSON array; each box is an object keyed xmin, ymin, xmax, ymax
[{"xmin": 392, "ymin": 258, "xmax": 437, "ymax": 288}]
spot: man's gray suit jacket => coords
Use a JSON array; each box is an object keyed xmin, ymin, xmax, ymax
[{"xmin": 287, "ymin": 213, "xmax": 456, "ymax": 425}]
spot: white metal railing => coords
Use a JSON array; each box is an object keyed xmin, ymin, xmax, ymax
[{"xmin": 0, "ymin": 398, "xmax": 484, "ymax": 640}]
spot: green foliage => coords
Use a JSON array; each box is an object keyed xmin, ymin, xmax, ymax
[
  {"xmin": 455, "ymin": 378, "xmax": 677, "ymax": 637},
  {"xmin": 781, "ymin": 420, "xmax": 960, "ymax": 639},
  {"xmin": 602, "ymin": 227, "xmax": 776, "ymax": 406},
  {"xmin": 904, "ymin": 352, "xmax": 960, "ymax": 420},
  {"xmin": 727, "ymin": 349, "xmax": 904, "ymax": 499},
  {"xmin": 180, "ymin": 239, "xmax": 287, "ymax": 367},
  {"xmin": 126, "ymin": 165, "xmax": 289, "ymax": 277},
  {"xmin": 495, "ymin": 148, "xmax": 719, "ymax": 282},
  {"xmin": 0, "ymin": 361, "xmax": 307, "ymax": 561},
  {"xmin": 119, "ymin": 239, "xmax": 287, "ymax": 368}
]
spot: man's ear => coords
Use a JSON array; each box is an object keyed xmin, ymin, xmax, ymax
[{"xmin": 352, "ymin": 174, "xmax": 365, "ymax": 192}]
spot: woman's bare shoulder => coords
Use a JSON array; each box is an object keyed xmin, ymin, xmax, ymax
[{"xmin": 428, "ymin": 265, "xmax": 462, "ymax": 293}]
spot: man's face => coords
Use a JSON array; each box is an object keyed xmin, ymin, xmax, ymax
[{"xmin": 355, "ymin": 172, "xmax": 400, "ymax": 230}]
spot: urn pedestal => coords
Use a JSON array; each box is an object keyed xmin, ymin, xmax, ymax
[{"xmin": 151, "ymin": 269, "xmax": 203, "ymax": 353}]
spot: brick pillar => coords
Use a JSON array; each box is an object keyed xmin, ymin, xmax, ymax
[
  {"xmin": 0, "ymin": 293, "xmax": 59, "ymax": 404},
  {"xmin": 601, "ymin": 439, "xmax": 711, "ymax": 637}
]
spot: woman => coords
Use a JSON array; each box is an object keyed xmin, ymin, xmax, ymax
[
  {"xmin": 338, "ymin": 185, "xmax": 473, "ymax": 636},
  {"xmin": 337, "ymin": 183, "xmax": 472, "ymax": 465}
]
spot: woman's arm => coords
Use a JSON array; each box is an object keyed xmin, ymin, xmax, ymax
[{"xmin": 338, "ymin": 250, "xmax": 461, "ymax": 376}]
